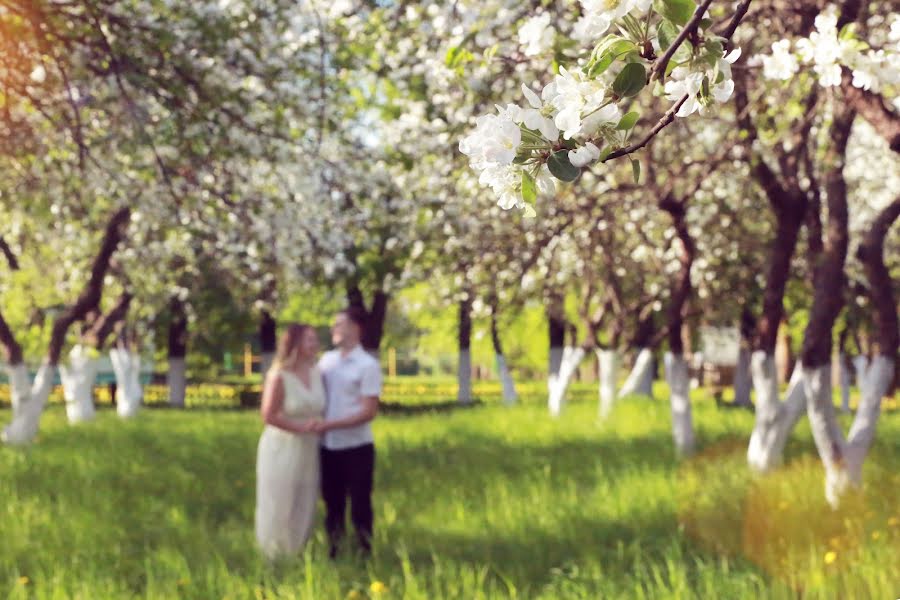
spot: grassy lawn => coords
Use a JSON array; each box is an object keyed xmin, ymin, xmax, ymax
[{"xmin": 1, "ymin": 393, "xmax": 898, "ymax": 599}]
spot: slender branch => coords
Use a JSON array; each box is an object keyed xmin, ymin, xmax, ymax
[
  {"xmin": 856, "ymin": 195, "xmax": 900, "ymax": 358},
  {"xmin": 0, "ymin": 236, "xmax": 20, "ymax": 271},
  {"xmin": 652, "ymin": 0, "xmax": 716, "ymax": 82},
  {"xmin": 720, "ymin": 0, "xmax": 753, "ymax": 41},
  {"xmin": 604, "ymin": 96, "xmax": 688, "ymax": 161},
  {"xmin": 841, "ymin": 70, "xmax": 900, "ymax": 153}
]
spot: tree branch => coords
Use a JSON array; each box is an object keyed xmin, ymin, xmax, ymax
[
  {"xmin": 48, "ymin": 207, "xmax": 131, "ymax": 365},
  {"xmin": 0, "ymin": 236, "xmax": 20, "ymax": 271},
  {"xmin": 652, "ymin": 0, "xmax": 716, "ymax": 82}
]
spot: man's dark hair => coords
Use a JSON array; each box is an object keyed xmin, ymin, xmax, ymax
[{"xmin": 340, "ymin": 306, "xmax": 367, "ymax": 333}]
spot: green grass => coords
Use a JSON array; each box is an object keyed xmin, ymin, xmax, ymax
[{"xmin": 1, "ymin": 393, "xmax": 898, "ymax": 599}]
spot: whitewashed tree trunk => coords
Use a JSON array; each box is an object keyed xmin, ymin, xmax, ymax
[
  {"xmin": 60, "ymin": 346, "xmax": 98, "ymax": 423},
  {"xmin": 733, "ymin": 347, "xmax": 753, "ymax": 406},
  {"xmin": 806, "ymin": 356, "xmax": 894, "ymax": 507},
  {"xmin": 596, "ymin": 349, "xmax": 619, "ymax": 419},
  {"xmin": 665, "ymin": 353, "xmax": 695, "ymax": 456},
  {"xmin": 548, "ymin": 346, "xmax": 585, "ymax": 416},
  {"xmin": 168, "ymin": 357, "xmax": 187, "ymax": 408},
  {"xmin": 260, "ymin": 352, "xmax": 275, "ymax": 377},
  {"xmin": 747, "ymin": 352, "xmax": 806, "ymax": 472},
  {"xmin": 457, "ymin": 349, "xmax": 472, "ymax": 405},
  {"xmin": 838, "ymin": 353, "xmax": 852, "ymax": 413},
  {"xmin": 638, "ymin": 355, "xmax": 655, "ymax": 397},
  {"xmin": 111, "ymin": 348, "xmax": 142, "ymax": 418},
  {"xmin": 496, "ymin": 355, "xmax": 518, "ymax": 406},
  {"xmin": 2, "ymin": 363, "xmax": 56, "ymax": 445},
  {"xmin": 618, "ymin": 348, "xmax": 654, "ymax": 398},
  {"xmin": 7, "ymin": 363, "xmax": 31, "ymax": 418},
  {"xmin": 852, "ymin": 355, "xmax": 869, "ymax": 394},
  {"xmin": 548, "ymin": 346, "xmax": 564, "ymax": 393}
]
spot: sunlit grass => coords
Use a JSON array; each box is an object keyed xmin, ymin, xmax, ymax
[{"xmin": 1, "ymin": 390, "xmax": 898, "ymax": 599}]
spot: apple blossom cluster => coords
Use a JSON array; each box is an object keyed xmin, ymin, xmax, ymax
[
  {"xmin": 758, "ymin": 10, "xmax": 900, "ymax": 92},
  {"xmin": 460, "ymin": 0, "xmax": 742, "ymax": 214}
]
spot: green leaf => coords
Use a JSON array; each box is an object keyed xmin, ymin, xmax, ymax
[
  {"xmin": 631, "ymin": 159, "xmax": 641, "ymax": 184},
  {"xmin": 587, "ymin": 37, "xmax": 637, "ymax": 77},
  {"xmin": 703, "ymin": 39, "xmax": 724, "ymax": 68},
  {"xmin": 656, "ymin": 19, "xmax": 678, "ymax": 51},
  {"xmin": 547, "ymin": 151, "xmax": 581, "ymax": 182},
  {"xmin": 653, "ymin": 0, "xmax": 697, "ymax": 27},
  {"xmin": 598, "ymin": 146, "xmax": 614, "ymax": 162},
  {"xmin": 699, "ymin": 18, "xmax": 713, "ymax": 30},
  {"xmin": 445, "ymin": 46, "xmax": 473, "ymax": 69},
  {"xmin": 616, "ymin": 111, "xmax": 640, "ymax": 131},
  {"xmin": 612, "ymin": 63, "xmax": 647, "ymax": 97},
  {"xmin": 521, "ymin": 170, "xmax": 537, "ymax": 205}
]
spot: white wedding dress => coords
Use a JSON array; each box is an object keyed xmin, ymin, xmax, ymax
[{"xmin": 255, "ymin": 369, "xmax": 325, "ymax": 559}]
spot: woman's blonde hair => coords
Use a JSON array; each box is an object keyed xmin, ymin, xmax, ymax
[{"xmin": 269, "ymin": 323, "xmax": 314, "ymax": 373}]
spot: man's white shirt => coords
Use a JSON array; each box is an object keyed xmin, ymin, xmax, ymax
[{"xmin": 317, "ymin": 345, "xmax": 383, "ymax": 450}]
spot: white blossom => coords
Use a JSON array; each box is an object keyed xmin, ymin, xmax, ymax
[
  {"xmin": 568, "ymin": 142, "xmax": 602, "ymax": 167},
  {"xmin": 518, "ymin": 14, "xmax": 555, "ymax": 56},
  {"xmin": 761, "ymin": 40, "xmax": 799, "ymax": 80}
]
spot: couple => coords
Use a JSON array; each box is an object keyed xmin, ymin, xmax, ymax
[{"xmin": 255, "ymin": 308, "xmax": 382, "ymax": 560}]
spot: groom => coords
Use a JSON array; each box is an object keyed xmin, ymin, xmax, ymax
[{"xmin": 314, "ymin": 307, "xmax": 382, "ymax": 557}]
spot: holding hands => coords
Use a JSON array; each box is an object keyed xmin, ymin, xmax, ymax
[{"xmin": 297, "ymin": 418, "xmax": 330, "ymax": 434}]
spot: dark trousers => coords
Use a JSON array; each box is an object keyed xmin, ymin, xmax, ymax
[{"xmin": 321, "ymin": 443, "xmax": 375, "ymax": 554}]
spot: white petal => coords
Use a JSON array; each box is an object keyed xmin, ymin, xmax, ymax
[
  {"xmin": 521, "ymin": 83, "xmax": 542, "ymax": 109},
  {"xmin": 724, "ymin": 48, "xmax": 742, "ymax": 64}
]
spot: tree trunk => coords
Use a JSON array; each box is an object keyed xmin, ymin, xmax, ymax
[
  {"xmin": 548, "ymin": 346, "xmax": 586, "ymax": 416},
  {"xmin": 755, "ymin": 199, "xmax": 806, "ymax": 354},
  {"xmin": 660, "ymin": 193, "xmax": 696, "ymax": 455},
  {"xmin": 806, "ymin": 193, "xmax": 900, "ymax": 505},
  {"xmin": 60, "ymin": 346, "xmax": 99, "ymax": 423},
  {"xmin": 747, "ymin": 353, "xmax": 807, "ymax": 471},
  {"xmin": 733, "ymin": 347, "xmax": 753, "ymax": 407},
  {"xmin": 665, "ymin": 352, "xmax": 695, "ymax": 456},
  {"xmin": 457, "ymin": 297, "xmax": 473, "ymax": 405},
  {"xmin": 347, "ymin": 284, "xmax": 389, "ymax": 355},
  {"xmin": 111, "ymin": 346, "xmax": 142, "ymax": 418},
  {"xmin": 837, "ymin": 352, "xmax": 852, "ymax": 413},
  {"xmin": 259, "ymin": 310, "xmax": 277, "ymax": 376},
  {"xmin": 852, "ymin": 354, "xmax": 869, "ymax": 395},
  {"xmin": 2, "ymin": 364, "xmax": 55, "ymax": 445},
  {"xmin": 61, "ymin": 292, "xmax": 132, "ymax": 424},
  {"xmin": 546, "ymin": 294, "xmax": 566, "ymax": 392},
  {"xmin": 794, "ymin": 106, "xmax": 873, "ymax": 506},
  {"xmin": 618, "ymin": 348, "xmax": 654, "ymax": 398},
  {"xmin": 3, "ymin": 208, "xmax": 128, "ymax": 443},
  {"xmin": 47, "ymin": 208, "xmax": 131, "ymax": 365},
  {"xmin": 596, "ymin": 348, "xmax": 620, "ymax": 419},
  {"xmin": 168, "ymin": 298, "xmax": 188, "ymax": 408},
  {"xmin": 490, "ymin": 307, "xmax": 517, "ymax": 405}
]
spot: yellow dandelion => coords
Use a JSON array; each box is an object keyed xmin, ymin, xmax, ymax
[
  {"xmin": 17, "ymin": 576, "xmax": 29, "ymax": 585},
  {"xmin": 370, "ymin": 580, "xmax": 388, "ymax": 595},
  {"xmin": 824, "ymin": 551, "xmax": 837, "ymax": 565},
  {"xmin": 871, "ymin": 531, "xmax": 881, "ymax": 541},
  {"xmin": 828, "ymin": 536, "xmax": 841, "ymax": 548},
  {"xmin": 346, "ymin": 591, "xmax": 364, "ymax": 600},
  {"xmin": 888, "ymin": 516, "xmax": 899, "ymax": 527}
]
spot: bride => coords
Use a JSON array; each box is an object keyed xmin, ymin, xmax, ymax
[{"xmin": 255, "ymin": 323, "xmax": 325, "ymax": 559}]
